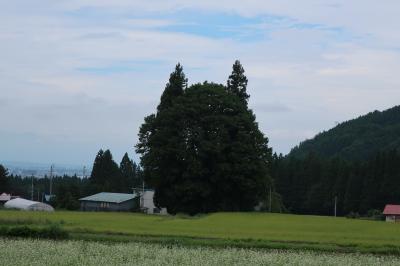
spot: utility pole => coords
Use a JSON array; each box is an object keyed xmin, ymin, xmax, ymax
[
  {"xmin": 269, "ymin": 187, "xmax": 272, "ymax": 212},
  {"xmin": 334, "ymin": 196, "xmax": 337, "ymax": 217},
  {"xmin": 142, "ymin": 180, "xmax": 145, "ymax": 209},
  {"xmin": 132, "ymin": 181, "xmax": 145, "ymax": 210},
  {"xmin": 83, "ymin": 166, "xmax": 86, "ymax": 178},
  {"xmin": 49, "ymin": 164, "xmax": 54, "ymax": 196},
  {"xmin": 31, "ymin": 176, "xmax": 34, "ymax": 200}
]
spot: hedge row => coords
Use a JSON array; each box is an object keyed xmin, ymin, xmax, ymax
[{"xmin": 0, "ymin": 224, "xmax": 69, "ymax": 240}]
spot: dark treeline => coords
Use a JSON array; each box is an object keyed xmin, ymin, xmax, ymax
[
  {"xmin": 272, "ymin": 149, "xmax": 400, "ymax": 216},
  {"xmin": 1, "ymin": 150, "xmax": 142, "ymax": 210},
  {"xmin": 7, "ymin": 175, "xmax": 90, "ymax": 210}
]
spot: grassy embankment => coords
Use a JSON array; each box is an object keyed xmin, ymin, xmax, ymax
[{"xmin": 1, "ymin": 210, "xmax": 400, "ymax": 254}]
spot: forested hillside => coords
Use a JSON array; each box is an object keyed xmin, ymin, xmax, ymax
[
  {"xmin": 273, "ymin": 105, "xmax": 400, "ymax": 216},
  {"xmin": 273, "ymin": 150, "xmax": 400, "ymax": 216},
  {"xmin": 289, "ymin": 106, "xmax": 400, "ymax": 161}
]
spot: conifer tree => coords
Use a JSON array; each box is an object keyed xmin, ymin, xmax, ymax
[
  {"xmin": 227, "ymin": 60, "xmax": 249, "ymax": 104},
  {"xmin": 157, "ymin": 63, "xmax": 187, "ymax": 112},
  {"xmin": 120, "ymin": 153, "xmax": 135, "ymax": 192},
  {"xmin": 0, "ymin": 164, "xmax": 9, "ymax": 192},
  {"xmin": 90, "ymin": 149, "xmax": 120, "ymax": 192},
  {"xmin": 90, "ymin": 149, "xmax": 104, "ymax": 184}
]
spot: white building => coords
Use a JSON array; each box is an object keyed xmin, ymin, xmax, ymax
[
  {"xmin": 4, "ymin": 198, "xmax": 54, "ymax": 212},
  {"xmin": 139, "ymin": 190, "xmax": 167, "ymax": 215}
]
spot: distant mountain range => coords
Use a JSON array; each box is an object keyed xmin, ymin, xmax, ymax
[
  {"xmin": 1, "ymin": 161, "xmax": 91, "ymax": 177},
  {"xmin": 289, "ymin": 105, "xmax": 400, "ymax": 160}
]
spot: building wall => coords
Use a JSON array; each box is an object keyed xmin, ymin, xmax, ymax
[
  {"xmin": 80, "ymin": 199, "xmax": 135, "ymax": 212},
  {"xmin": 141, "ymin": 191, "xmax": 167, "ymax": 214},
  {"xmin": 385, "ymin": 215, "xmax": 400, "ymax": 222}
]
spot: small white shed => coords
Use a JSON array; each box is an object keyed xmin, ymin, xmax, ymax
[
  {"xmin": 4, "ymin": 198, "xmax": 54, "ymax": 212},
  {"xmin": 140, "ymin": 190, "xmax": 167, "ymax": 215}
]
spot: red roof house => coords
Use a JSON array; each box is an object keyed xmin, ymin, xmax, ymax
[{"xmin": 383, "ymin": 204, "xmax": 400, "ymax": 222}]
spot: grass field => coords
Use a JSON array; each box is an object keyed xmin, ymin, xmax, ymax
[
  {"xmin": 1, "ymin": 210, "xmax": 400, "ymax": 254},
  {"xmin": 2, "ymin": 239, "xmax": 400, "ymax": 266}
]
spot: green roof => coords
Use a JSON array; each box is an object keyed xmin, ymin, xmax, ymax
[{"xmin": 79, "ymin": 192, "xmax": 135, "ymax": 203}]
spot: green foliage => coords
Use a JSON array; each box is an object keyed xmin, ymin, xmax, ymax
[
  {"xmin": 273, "ymin": 149, "xmax": 400, "ymax": 216},
  {"xmin": 0, "ymin": 164, "xmax": 9, "ymax": 192},
  {"xmin": 346, "ymin": 212, "xmax": 360, "ymax": 219},
  {"xmin": 90, "ymin": 149, "xmax": 122, "ymax": 192},
  {"xmin": 137, "ymin": 63, "xmax": 272, "ymax": 214},
  {"xmin": 50, "ymin": 175, "xmax": 89, "ymax": 210},
  {"xmin": 289, "ymin": 106, "xmax": 400, "ymax": 161},
  {"xmin": 365, "ymin": 209, "xmax": 384, "ymax": 221},
  {"xmin": 0, "ymin": 224, "xmax": 68, "ymax": 240},
  {"xmin": 227, "ymin": 60, "xmax": 249, "ymax": 104},
  {"xmin": 157, "ymin": 63, "xmax": 187, "ymax": 112},
  {"xmin": 120, "ymin": 153, "xmax": 142, "ymax": 190}
]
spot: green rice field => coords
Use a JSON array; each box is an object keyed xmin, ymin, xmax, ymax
[{"xmin": 1, "ymin": 210, "xmax": 400, "ymax": 254}]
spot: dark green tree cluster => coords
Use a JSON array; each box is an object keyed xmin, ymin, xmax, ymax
[
  {"xmin": 137, "ymin": 61, "xmax": 272, "ymax": 215},
  {"xmin": 90, "ymin": 150, "xmax": 142, "ymax": 193},
  {"xmin": 0, "ymin": 164, "xmax": 9, "ymax": 192},
  {"xmin": 50, "ymin": 175, "xmax": 90, "ymax": 210},
  {"xmin": 273, "ymin": 149, "xmax": 400, "ymax": 215}
]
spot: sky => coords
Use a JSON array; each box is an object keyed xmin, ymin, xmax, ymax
[{"xmin": 1, "ymin": 1, "xmax": 400, "ymax": 167}]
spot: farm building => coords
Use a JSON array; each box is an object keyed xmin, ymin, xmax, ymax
[
  {"xmin": 4, "ymin": 198, "xmax": 54, "ymax": 211},
  {"xmin": 383, "ymin": 204, "xmax": 400, "ymax": 222},
  {"xmin": 79, "ymin": 192, "xmax": 136, "ymax": 212},
  {"xmin": 79, "ymin": 191, "xmax": 167, "ymax": 214}
]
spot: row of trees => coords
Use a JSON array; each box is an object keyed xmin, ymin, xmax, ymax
[
  {"xmin": 90, "ymin": 150, "xmax": 143, "ymax": 193},
  {"xmin": 1, "ymin": 151, "xmax": 142, "ymax": 210},
  {"xmin": 272, "ymin": 149, "xmax": 400, "ymax": 215}
]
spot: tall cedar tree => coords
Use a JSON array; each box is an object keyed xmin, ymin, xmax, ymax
[
  {"xmin": 137, "ymin": 63, "xmax": 187, "ymax": 186},
  {"xmin": 90, "ymin": 149, "xmax": 121, "ymax": 192},
  {"xmin": 120, "ymin": 153, "xmax": 138, "ymax": 192},
  {"xmin": 157, "ymin": 63, "xmax": 187, "ymax": 111},
  {"xmin": 137, "ymin": 63, "xmax": 188, "ymax": 187},
  {"xmin": 137, "ymin": 63, "xmax": 272, "ymax": 214},
  {"xmin": 0, "ymin": 164, "xmax": 9, "ymax": 192},
  {"xmin": 227, "ymin": 60, "xmax": 249, "ymax": 104}
]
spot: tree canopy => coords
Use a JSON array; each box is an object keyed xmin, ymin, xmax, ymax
[
  {"xmin": 227, "ymin": 60, "xmax": 249, "ymax": 104},
  {"xmin": 137, "ymin": 62, "xmax": 272, "ymax": 214},
  {"xmin": 0, "ymin": 164, "xmax": 9, "ymax": 192}
]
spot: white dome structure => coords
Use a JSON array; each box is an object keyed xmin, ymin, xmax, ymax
[{"xmin": 4, "ymin": 198, "xmax": 54, "ymax": 212}]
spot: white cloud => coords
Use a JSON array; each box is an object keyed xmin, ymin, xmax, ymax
[{"xmin": 1, "ymin": 1, "xmax": 400, "ymax": 164}]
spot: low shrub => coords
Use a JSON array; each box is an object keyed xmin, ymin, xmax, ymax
[
  {"xmin": 346, "ymin": 212, "xmax": 360, "ymax": 219},
  {"xmin": 366, "ymin": 209, "xmax": 384, "ymax": 221},
  {"xmin": 0, "ymin": 224, "xmax": 68, "ymax": 240}
]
